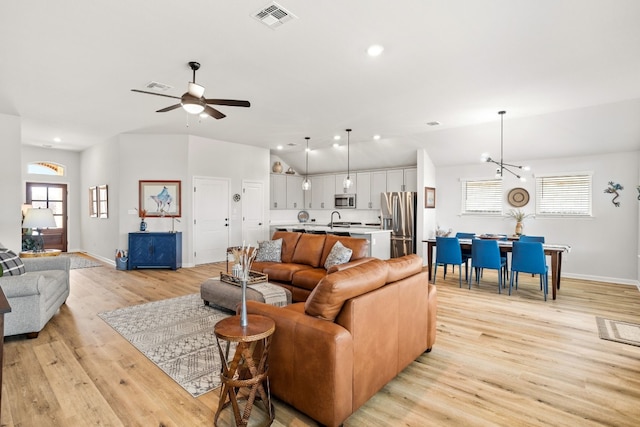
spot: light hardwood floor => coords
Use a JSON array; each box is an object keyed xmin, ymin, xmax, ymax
[{"xmin": 2, "ymin": 258, "xmax": 639, "ymax": 426}]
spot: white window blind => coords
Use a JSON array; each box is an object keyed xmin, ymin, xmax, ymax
[
  {"xmin": 461, "ymin": 179, "xmax": 502, "ymax": 214},
  {"xmin": 535, "ymin": 174, "xmax": 592, "ymax": 216}
]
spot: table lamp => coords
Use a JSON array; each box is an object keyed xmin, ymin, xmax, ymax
[{"xmin": 22, "ymin": 208, "xmax": 57, "ymax": 252}]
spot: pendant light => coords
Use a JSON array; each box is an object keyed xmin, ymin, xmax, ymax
[
  {"xmin": 342, "ymin": 129, "xmax": 353, "ymax": 190},
  {"xmin": 481, "ymin": 111, "xmax": 530, "ymax": 182},
  {"xmin": 302, "ymin": 137, "xmax": 311, "ymax": 191}
]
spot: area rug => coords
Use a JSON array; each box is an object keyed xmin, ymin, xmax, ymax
[
  {"xmin": 59, "ymin": 253, "xmax": 103, "ymax": 269},
  {"xmin": 596, "ymin": 317, "xmax": 640, "ymax": 347},
  {"xmin": 98, "ymin": 293, "xmax": 231, "ymax": 397}
]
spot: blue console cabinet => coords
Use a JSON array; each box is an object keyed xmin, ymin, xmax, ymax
[{"xmin": 128, "ymin": 232, "xmax": 182, "ymax": 270}]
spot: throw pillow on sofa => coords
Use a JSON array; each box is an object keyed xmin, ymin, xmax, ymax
[
  {"xmin": 255, "ymin": 238, "xmax": 283, "ymax": 262},
  {"xmin": 324, "ymin": 241, "xmax": 353, "ymax": 270},
  {"xmin": 0, "ymin": 248, "xmax": 26, "ymax": 276}
]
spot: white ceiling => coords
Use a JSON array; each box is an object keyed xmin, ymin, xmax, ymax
[{"xmin": 2, "ymin": 0, "xmax": 640, "ymax": 174}]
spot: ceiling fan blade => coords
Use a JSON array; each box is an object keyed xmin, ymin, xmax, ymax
[
  {"xmin": 203, "ymin": 105, "xmax": 226, "ymax": 120},
  {"xmin": 204, "ymin": 99, "xmax": 251, "ymax": 108},
  {"xmin": 131, "ymin": 89, "xmax": 181, "ymax": 100},
  {"xmin": 156, "ymin": 104, "xmax": 182, "ymax": 113}
]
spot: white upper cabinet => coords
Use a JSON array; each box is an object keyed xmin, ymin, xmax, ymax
[
  {"xmin": 286, "ymin": 175, "xmax": 304, "ymax": 209},
  {"xmin": 309, "ymin": 175, "xmax": 336, "ymax": 209},
  {"xmin": 270, "ymin": 174, "xmax": 286, "ymax": 209},
  {"xmin": 386, "ymin": 168, "xmax": 417, "ymax": 192},
  {"xmin": 356, "ymin": 171, "xmax": 387, "ymax": 209},
  {"xmin": 370, "ymin": 171, "xmax": 387, "ymax": 209}
]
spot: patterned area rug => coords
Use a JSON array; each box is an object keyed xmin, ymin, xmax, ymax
[
  {"xmin": 59, "ymin": 253, "xmax": 103, "ymax": 269},
  {"xmin": 99, "ymin": 294, "xmax": 231, "ymax": 397},
  {"xmin": 596, "ymin": 317, "xmax": 640, "ymax": 347}
]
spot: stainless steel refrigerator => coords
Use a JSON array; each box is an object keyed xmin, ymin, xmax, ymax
[{"xmin": 381, "ymin": 192, "xmax": 417, "ymax": 258}]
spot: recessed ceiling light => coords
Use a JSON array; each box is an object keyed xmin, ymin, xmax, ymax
[
  {"xmin": 426, "ymin": 121, "xmax": 441, "ymax": 126},
  {"xmin": 276, "ymin": 145, "xmax": 283, "ymax": 150},
  {"xmin": 333, "ymin": 135, "xmax": 341, "ymax": 140},
  {"xmin": 333, "ymin": 143, "xmax": 340, "ymax": 148},
  {"xmin": 367, "ymin": 44, "xmax": 384, "ymax": 57},
  {"xmin": 373, "ymin": 134, "xmax": 381, "ymax": 140},
  {"xmin": 53, "ymin": 137, "xmax": 61, "ymax": 142}
]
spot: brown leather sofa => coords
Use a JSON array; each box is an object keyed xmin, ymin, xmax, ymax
[
  {"xmin": 251, "ymin": 231, "xmax": 371, "ymax": 302},
  {"xmin": 246, "ymin": 254, "xmax": 437, "ymax": 427}
]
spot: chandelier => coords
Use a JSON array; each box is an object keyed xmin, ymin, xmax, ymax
[
  {"xmin": 302, "ymin": 137, "xmax": 311, "ymax": 191},
  {"xmin": 343, "ymin": 129, "xmax": 353, "ymax": 190},
  {"xmin": 481, "ymin": 111, "xmax": 530, "ymax": 181}
]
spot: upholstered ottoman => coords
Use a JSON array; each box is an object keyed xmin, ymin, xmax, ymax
[{"xmin": 200, "ymin": 278, "xmax": 291, "ymax": 312}]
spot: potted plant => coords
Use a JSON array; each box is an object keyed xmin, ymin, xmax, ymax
[{"xmin": 505, "ymin": 209, "xmax": 532, "ymax": 236}]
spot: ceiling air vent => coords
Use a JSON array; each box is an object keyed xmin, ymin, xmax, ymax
[
  {"xmin": 253, "ymin": 2, "xmax": 296, "ymax": 29},
  {"xmin": 144, "ymin": 81, "xmax": 172, "ymax": 92}
]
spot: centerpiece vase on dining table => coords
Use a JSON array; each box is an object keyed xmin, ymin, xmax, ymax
[{"xmin": 515, "ymin": 221, "xmax": 523, "ymax": 236}]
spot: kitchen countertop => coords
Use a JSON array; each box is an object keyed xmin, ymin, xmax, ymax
[{"xmin": 271, "ymin": 223, "xmax": 390, "ymax": 235}]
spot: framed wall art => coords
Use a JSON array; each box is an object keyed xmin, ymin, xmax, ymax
[
  {"xmin": 139, "ymin": 180, "xmax": 181, "ymax": 217},
  {"xmin": 425, "ymin": 187, "xmax": 436, "ymax": 209}
]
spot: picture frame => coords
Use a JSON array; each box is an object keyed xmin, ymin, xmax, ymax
[
  {"xmin": 89, "ymin": 186, "xmax": 98, "ymax": 218},
  {"xmin": 139, "ymin": 180, "xmax": 181, "ymax": 217},
  {"xmin": 98, "ymin": 184, "xmax": 108, "ymax": 218},
  {"xmin": 425, "ymin": 187, "xmax": 436, "ymax": 209}
]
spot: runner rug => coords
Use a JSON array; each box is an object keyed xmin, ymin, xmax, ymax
[
  {"xmin": 59, "ymin": 253, "xmax": 103, "ymax": 269},
  {"xmin": 595, "ymin": 317, "xmax": 640, "ymax": 347},
  {"xmin": 98, "ymin": 293, "xmax": 231, "ymax": 397}
]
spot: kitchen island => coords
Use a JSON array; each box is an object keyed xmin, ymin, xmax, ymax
[{"xmin": 269, "ymin": 224, "xmax": 391, "ymax": 259}]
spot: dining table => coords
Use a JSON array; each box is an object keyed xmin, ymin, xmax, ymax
[{"xmin": 423, "ymin": 238, "xmax": 571, "ymax": 300}]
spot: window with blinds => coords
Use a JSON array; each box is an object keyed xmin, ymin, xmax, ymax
[
  {"xmin": 535, "ymin": 174, "xmax": 592, "ymax": 216},
  {"xmin": 461, "ymin": 179, "xmax": 503, "ymax": 214}
]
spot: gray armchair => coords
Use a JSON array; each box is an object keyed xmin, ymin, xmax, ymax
[{"xmin": 0, "ymin": 256, "xmax": 70, "ymax": 338}]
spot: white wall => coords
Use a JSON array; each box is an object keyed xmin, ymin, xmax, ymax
[
  {"xmin": 436, "ymin": 151, "xmax": 639, "ymax": 284},
  {"xmin": 417, "ymin": 149, "xmax": 436, "ymax": 260},
  {"xmin": 0, "ymin": 114, "xmax": 22, "ymax": 251},
  {"xmin": 80, "ymin": 136, "xmax": 121, "ymax": 261}
]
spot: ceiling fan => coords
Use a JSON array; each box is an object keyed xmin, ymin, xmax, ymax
[{"xmin": 131, "ymin": 61, "xmax": 250, "ymax": 120}]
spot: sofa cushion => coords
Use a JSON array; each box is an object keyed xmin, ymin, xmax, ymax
[
  {"xmin": 262, "ymin": 263, "xmax": 313, "ymax": 283},
  {"xmin": 255, "ymin": 238, "xmax": 282, "ymax": 262},
  {"xmin": 324, "ymin": 241, "xmax": 353, "ymax": 270},
  {"xmin": 304, "ymin": 258, "xmax": 388, "ymax": 321},
  {"xmin": 291, "ymin": 234, "xmax": 326, "ymax": 268},
  {"xmin": 0, "ymin": 249, "xmax": 25, "ymax": 276},
  {"xmin": 319, "ymin": 234, "xmax": 369, "ymax": 267},
  {"xmin": 291, "ymin": 268, "xmax": 327, "ymax": 291},
  {"xmin": 271, "ymin": 231, "xmax": 302, "ymax": 263},
  {"xmin": 385, "ymin": 254, "xmax": 423, "ymax": 283}
]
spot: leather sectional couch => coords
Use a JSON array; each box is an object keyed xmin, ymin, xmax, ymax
[
  {"xmin": 246, "ymin": 254, "xmax": 437, "ymax": 427},
  {"xmin": 251, "ymin": 231, "xmax": 371, "ymax": 302}
]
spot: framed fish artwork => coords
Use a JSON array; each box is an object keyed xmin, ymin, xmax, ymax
[{"xmin": 139, "ymin": 180, "xmax": 181, "ymax": 217}]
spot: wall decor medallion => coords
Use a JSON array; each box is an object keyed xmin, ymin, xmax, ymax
[
  {"xmin": 507, "ymin": 187, "xmax": 530, "ymax": 207},
  {"xmin": 233, "ymin": 193, "xmax": 241, "ymax": 202}
]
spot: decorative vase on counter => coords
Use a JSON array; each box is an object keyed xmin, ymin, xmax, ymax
[
  {"xmin": 140, "ymin": 220, "xmax": 147, "ymax": 232},
  {"xmin": 272, "ymin": 161, "xmax": 283, "ymax": 173}
]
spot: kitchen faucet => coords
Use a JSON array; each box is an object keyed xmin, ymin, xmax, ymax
[{"xmin": 330, "ymin": 211, "xmax": 341, "ymax": 228}]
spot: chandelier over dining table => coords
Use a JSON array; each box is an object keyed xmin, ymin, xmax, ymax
[{"xmin": 481, "ymin": 111, "xmax": 530, "ymax": 181}]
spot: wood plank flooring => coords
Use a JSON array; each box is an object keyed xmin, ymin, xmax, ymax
[{"xmin": 2, "ymin": 258, "xmax": 639, "ymax": 426}]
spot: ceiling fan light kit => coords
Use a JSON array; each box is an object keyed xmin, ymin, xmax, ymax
[
  {"xmin": 131, "ymin": 61, "xmax": 250, "ymax": 120},
  {"xmin": 482, "ymin": 111, "xmax": 530, "ymax": 182}
]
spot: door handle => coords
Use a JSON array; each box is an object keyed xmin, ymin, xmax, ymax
[{"xmin": 258, "ymin": 222, "xmax": 263, "ymax": 226}]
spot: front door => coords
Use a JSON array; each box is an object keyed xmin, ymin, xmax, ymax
[
  {"xmin": 193, "ymin": 177, "xmax": 230, "ymax": 264},
  {"xmin": 25, "ymin": 182, "xmax": 68, "ymax": 252}
]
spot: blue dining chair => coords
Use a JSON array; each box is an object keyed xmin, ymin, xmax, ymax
[
  {"xmin": 509, "ymin": 241, "xmax": 549, "ymax": 300},
  {"xmin": 468, "ymin": 239, "xmax": 507, "ymax": 293},
  {"xmin": 519, "ymin": 235, "xmax": 545, "ymax": 243},
  {"xmin": 434, "ymin": 236, "xmax": 467, "ymax": 287}
]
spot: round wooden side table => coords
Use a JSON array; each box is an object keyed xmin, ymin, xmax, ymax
[
  {"xmin": 19, "ymin": 249, "xmax": 62, "ymax": 258},
  {"xmin": 214, "ymin": 314, "xmax": 275, "ymax": 427}
]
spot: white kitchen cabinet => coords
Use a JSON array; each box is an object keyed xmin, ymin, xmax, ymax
[
  {"xmin": 356, "ymin": 171, "xmax": 387, "ymax": 209},
  {"xmin": 286, "ymin": 175, "xmax": 304, "ymax": 209},
  {"xmin": 309, "ymin": 175, "xmax": 336, "ymax": 209},
  {"xmin": 356, "ymin": 172, "xmax": 371, "ymax": 209},
  {"xmin": 370, "ymin": 170, "xmax": 387, "ymax": 209},
  {"xmin": 386, "ymin": 168, "xmax": 417, "ymax": 192},
  {"xmin": 270, "ymin": 174, "xmax": 286, "ymax": 209}
]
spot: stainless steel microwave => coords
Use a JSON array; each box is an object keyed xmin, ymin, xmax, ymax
[{"xmin": 334, "ymin": 194, "xmax": 356, "ymax": 209}]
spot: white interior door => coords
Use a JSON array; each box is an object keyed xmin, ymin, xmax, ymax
[
  {"xmin": 242, "ymin": 180, "xmax": 266, "ymax": 246},
  {"xmin": 194, "ymin": 177, "xmax": 230, "ymax": 264}
]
